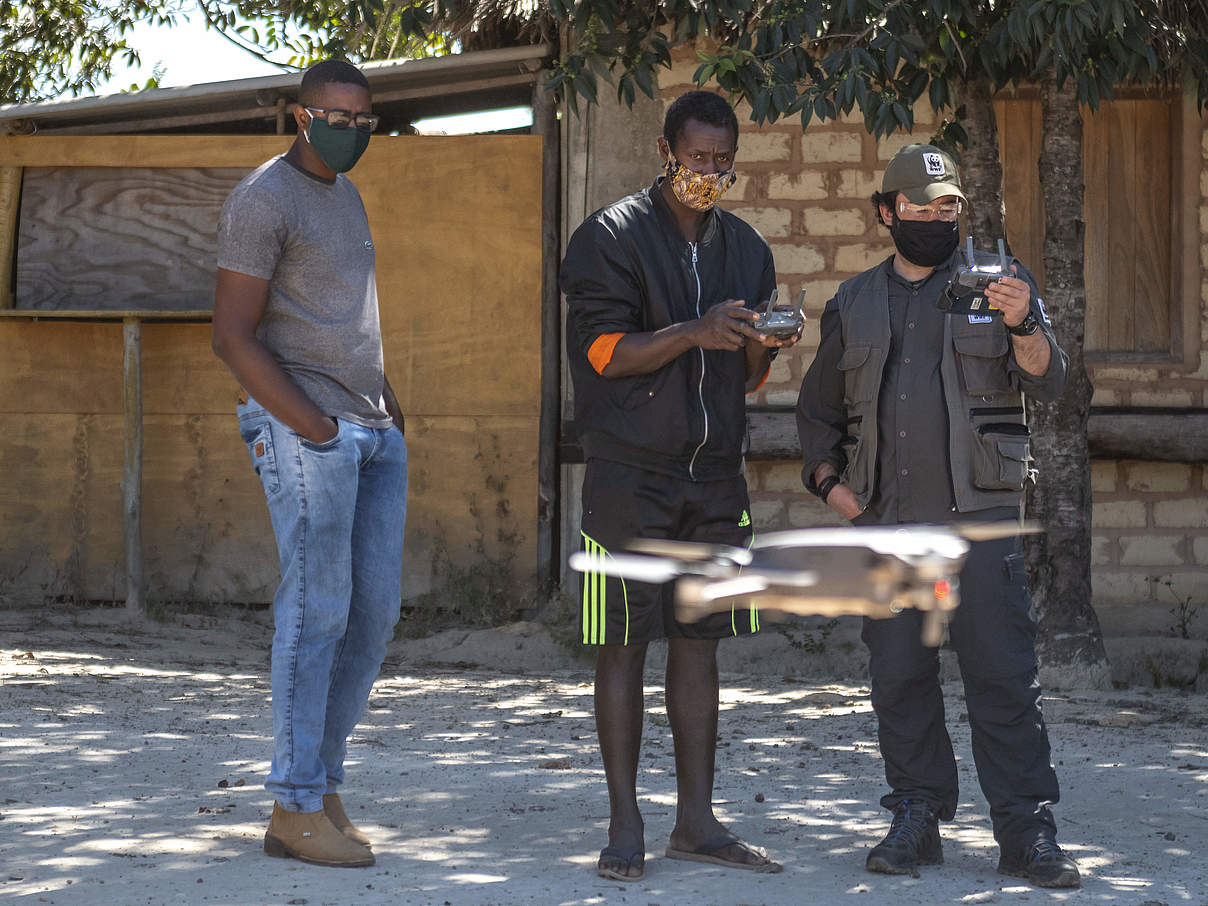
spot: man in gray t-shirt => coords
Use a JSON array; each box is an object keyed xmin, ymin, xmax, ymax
[{"xmin": 213, "ymin": 59, "xmax": 405, "ymax": 869}]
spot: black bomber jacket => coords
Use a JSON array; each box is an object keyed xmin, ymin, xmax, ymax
[{"xmin": 561, "ymin": 178, "xmax": 776, "ymax": 481}]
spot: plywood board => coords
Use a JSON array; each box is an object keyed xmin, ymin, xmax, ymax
[
  {"xmin": 0, "ymin": 136, "xmax": 292, "ymax": 169},
  {"xmin": 141, "ymin": 324, "xmax": 242, "ymax": 415},
  {"xmin": 0, "ymin": 167, "xmax": 20, "ymax": 309},
  {"xmin": 1130, "ymin": 99, "xmax": 1171, "ymax": 353},
  {"xmin": 359, "ymin": 137, "xmax": 543, "ymax": 417},
  {"xmin": 0, "ymin": 414, "xmax": 124, "ymax": 600},
  {"xmin": 1001, "ymin": 96, "xmax": 1179, "ymax": 358},
  {"xmin": 16, "ymin": 167, "xmax": 249, "ymax": 311},
  {"xmin": 1082, "ymin": 101, "xmax": 1110, "ymax": 351},
  {"xmin": 0, "ymin": 322, "xmax": 124, "ymax": 414},
  {"xmin": 995, "ymin": 98, "xmax": 1045, "ymax": 287},
  {"xmin": 0, "ymin": 134, "xmax": 544, "ymax": 608},
  {"xmin": 1106, "ymin": 101, "xmax": 1139, "ymax": 348},
  {"xmin": 141, "ymin": 414, "xmax": 279, "ymax": 602},
  {"xmin": 1, "ymin": 134, "xmax": 543, "ymax": 416},
  {"xmin": 401, "ymin": 414, "xmax": 539, "ymax": 600}
]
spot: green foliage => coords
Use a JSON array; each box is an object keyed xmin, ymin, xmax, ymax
[
  {"xmin": 191, "ymin": 0, "xmax": 451, "ymax": 70},
  {"xmin": 11, "ymin": 0, "xmax": 1206, "ymax": 118},
  {"xmin": 0, "ymin": 0, "xmax": 181, "ymax": 103},
  {"xmin": 546, "ymin": 0, "xmax": 1208, "ymax": 139}
]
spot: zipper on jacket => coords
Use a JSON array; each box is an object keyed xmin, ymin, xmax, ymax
[{"xmin": 688, "ymin": 241, "xmax": 709, "ymax": 479}]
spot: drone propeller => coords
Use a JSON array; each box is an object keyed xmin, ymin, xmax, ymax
[
  {"xmin": 952, "ymin": 521, "xmax": 1042, "ymax": 542},
  {"xmin": 694, "ymin": 575, "xmax": 771, "ymax": 601},
  {"xmin": 567, "ymin": 551, "xmax": 683, "ymax": 584},
  {"xmin": 627, "ymin": 538, "xmax": 753, "ymax": 566}
]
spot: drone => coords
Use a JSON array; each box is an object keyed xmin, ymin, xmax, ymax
[{"xmin": 568, "ymin": 523, "xmax": 1034, "ymax": 647}]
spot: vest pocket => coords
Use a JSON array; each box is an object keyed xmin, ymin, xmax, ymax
[
  {"xmin": 953, "ymin": 330, "xmax": 1011, "ymax": 395},
  {"xmin": 838, "ymin": 345, "xmax": 880, "ymax": 404},
  {"xmin": 839, "ymin": 419, "xmax": 872, "ymax": 499},
  {"xmin": 971, "ymin": 423, "xmax": 1032, "ymax": 490}
]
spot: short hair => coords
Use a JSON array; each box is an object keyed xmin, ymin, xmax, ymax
[
  {"xmin": 870, "ymin": 190, "xmax": 898, "ymax": 227},
  {"xmin": 663, "ymin": 90, "xmax": 739, "ymax": 153},
  {"xmin": 299, "ymin": 59, "xmax": 370, "ymax": 106}
]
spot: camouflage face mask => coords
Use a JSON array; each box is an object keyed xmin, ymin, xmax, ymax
[{"xmin": 665, "ymin": 153, "xmax": 736, "ymax": 211}]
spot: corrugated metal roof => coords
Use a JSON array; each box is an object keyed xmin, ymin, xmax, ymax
[{"xmin": 0, "ymin": 44, "xmax": 551, "ymax": 135}]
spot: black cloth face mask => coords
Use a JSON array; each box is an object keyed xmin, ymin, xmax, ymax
[{"xmin": 890, "ymin": 214, "xmax": 959, "ymax": 267}]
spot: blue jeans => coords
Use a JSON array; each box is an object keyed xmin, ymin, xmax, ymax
[{"xmin": 237, "ymin": 398, "xmax": 406, "ymax": 813}]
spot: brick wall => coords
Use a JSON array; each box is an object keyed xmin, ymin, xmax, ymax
[{"xmin": 654, "ymin": 44, "xmax": 1208, "ymax": 639}]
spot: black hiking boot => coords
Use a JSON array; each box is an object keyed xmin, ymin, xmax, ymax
[
  {"xmin": 865, "ymin": 799, "xmax": 943, "ymax": 875},
  {"xmin": 998, "ymin": 834, "xmax": 1081, "ymax": 888}
]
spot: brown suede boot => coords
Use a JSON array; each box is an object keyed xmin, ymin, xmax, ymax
[
  {"xmin": 263, "ymin": 802, "xmax": 375, "ymax": 867},
  {"xmin": 323, "ymin": 793, "xmax": 373, "ymax": 848}
]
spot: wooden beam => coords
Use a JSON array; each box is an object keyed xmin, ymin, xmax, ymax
[
  {"xmin": 561, "ymin": 408, "xmax": 1208, "ymax": 466},
  {"xmin": 28, "ymin": 72, "xmax": 542, "ymax": 136},
  {"xmin": 0, "ymin": 167, "xmax": 19, "ymax": 308},
  {"xmin": 0, "ymin": 135, "xmax": 291, "ymax": 169},
  {"xmin": 532, "ymin": 76, "xmax": 559, "ymax": 596},
  {"xmin": 122, "ymin": 317, "xmax": 143, "ymax": 612},
  {"xmin": 33, "ymin": 105, "xmax": 285, "ymax": 136},
  {"xmin": 1085, "ymin": 408, "xmax": 1208, "ymax": 462},
  {"xmin": 0, "ymin": 309, "xmax": 211, "ymax": 321},
  {"xmin": 370, "ymin": 73, "xmax": 539, "ymax": 105}
]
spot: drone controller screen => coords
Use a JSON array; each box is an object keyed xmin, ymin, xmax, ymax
[{"xmin": 937, "ymin": 237, "xmax": 1008, "ymax": 316}]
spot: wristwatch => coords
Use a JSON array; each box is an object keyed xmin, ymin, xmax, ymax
[{"xmin": 1007, "ymin": 313, "xmax": 1039, "ymax": 336}]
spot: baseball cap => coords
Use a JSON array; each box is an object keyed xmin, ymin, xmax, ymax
[{"xmin": 882, "ymin": 143, "xmax": 967, "ymax": 205}]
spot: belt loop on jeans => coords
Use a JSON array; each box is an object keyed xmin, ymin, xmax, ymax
[{"xmin": 236, "ymin": 387, "xmax": 249, "ymax": 406}]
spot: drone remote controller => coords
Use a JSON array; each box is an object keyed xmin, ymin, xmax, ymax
[
  {"xmin": 754, "ymin": 288, "xmax": 805, "ymax": 339},
  {"xmin": 938, "ymin": 237, "xmax": 1008, "ymax": 316}
]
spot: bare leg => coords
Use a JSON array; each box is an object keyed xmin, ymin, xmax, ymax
[
  {"xmin": 594, "ymin": 643, "xmax": 647, "ymax": 879},
  {"xmin": 665, "ymin": 636, "xmax": 779, "ymax": 870}
]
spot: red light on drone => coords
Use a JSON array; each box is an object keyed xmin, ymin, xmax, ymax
[{"xmin": 934, "ymin": 580, "xmax": 951, "ymax": 599}]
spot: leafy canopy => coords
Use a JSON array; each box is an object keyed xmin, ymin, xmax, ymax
[{"xmin": 6, "ymin": 0, "xmax": 1206, "ymax": 122}]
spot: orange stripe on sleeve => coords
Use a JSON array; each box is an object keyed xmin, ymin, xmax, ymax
[
  {"xmin": 587, "ymin": 332, "xmax": 625, "ymax": 375},
  {"xmin": 748, "ymin": 361, "xmax": 772, "ymax": 394}
]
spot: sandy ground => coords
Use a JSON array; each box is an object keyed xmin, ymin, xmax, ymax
[{"xmin": 1, "ymin": 606, "xmax": 1206, "ymax": 906}]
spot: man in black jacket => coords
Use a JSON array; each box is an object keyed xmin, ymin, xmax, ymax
[
  {"xmin": 797, "ymin": 144, "xmax": 1080, "ymax": 888},
  {"xmin": 561, "ymin": 90, "xmax": 799, "ymax": 881}
]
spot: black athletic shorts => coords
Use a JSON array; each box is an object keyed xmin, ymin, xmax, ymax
[{"xmin": 577, "ymin": 458, "xmax": 761, "ymax": 646}]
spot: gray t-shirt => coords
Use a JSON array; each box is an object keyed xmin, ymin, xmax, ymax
[{"xmin": 217, "ymin": 156, "xmax": 392, "ymax": 428}]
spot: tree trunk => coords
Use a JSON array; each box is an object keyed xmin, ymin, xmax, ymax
[
  {"xmin": 1027, "ymin": 75, "xmax": 1110, "ymax": 688},
  {"xmin": 959, "ymin": 74, "xmax": 1008, "ymax": 246}
]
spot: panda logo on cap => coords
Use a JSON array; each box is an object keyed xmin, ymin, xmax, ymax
[{"xmin": 923, "ymin": 152, "xmax": 945, "ymax": 176}]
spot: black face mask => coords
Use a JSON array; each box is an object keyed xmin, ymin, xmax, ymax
[{"xmin": 890, "ymin": 214, "xmax": 959, "ymax": 267}]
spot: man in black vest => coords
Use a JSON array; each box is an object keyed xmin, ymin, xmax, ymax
[{"xmin": 797, "ymin": 144, "xmax": 1080, "ymax": 888}]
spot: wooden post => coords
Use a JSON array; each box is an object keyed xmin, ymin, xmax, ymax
[
  {"xmin": 532, "ymin": 75, "xmax": 561, "ymax": 598},
  {"xmin": 0, "ymin": 167, "xmax": 21, "ymax": 308},
  {"xmin": 122, "ymin": 317, "xmax": 143, "ymax": 611}
]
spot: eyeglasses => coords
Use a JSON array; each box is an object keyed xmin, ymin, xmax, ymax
[
  {"xmin": 898, "ymin": 199, "xmax": 963, "ymax": 222},
  {"xmin": 305, "ymin": 107, "xmax": 381, "ymax": 134}
]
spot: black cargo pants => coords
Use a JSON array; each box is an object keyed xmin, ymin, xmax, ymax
[{"xmin": 861, "ymin": 534, "xmax": 1060, "ymax": 850}]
